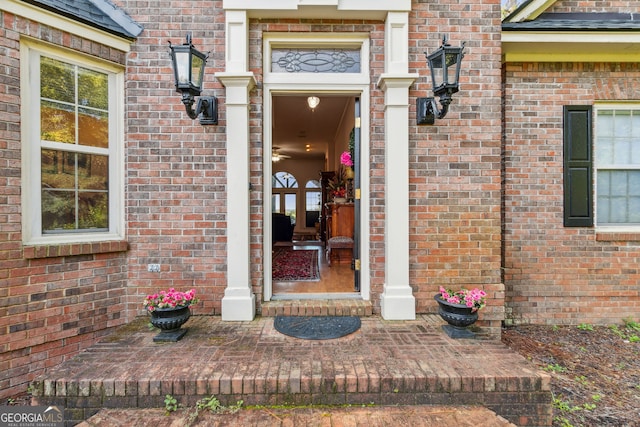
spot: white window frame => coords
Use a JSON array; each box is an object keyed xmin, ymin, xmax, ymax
[
  {"xmin": 21, "ymin": 38, "xmax": 125, "ymax": 245},
  {"xmin": 594, "ymin": 102, "xmax": 640, "ymax": 231}
]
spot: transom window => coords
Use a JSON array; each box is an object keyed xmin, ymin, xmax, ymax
[
  {"xmin": 22, "ymin": 40, "xmax": 124, "ymax": 244},
  {"xmin": 263, "ymin": 34, "xmax": 370, "ymax": 86},
  {"xmin": 595, "ymin": 106, "xmax": 640, "ymax": 226},
  {"xmin": 271, "ymin": 48, "xmax": 361, "ymax": 73}
]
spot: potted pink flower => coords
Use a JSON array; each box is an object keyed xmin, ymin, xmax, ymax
[
  {"xmin": 340, "ymin": 151, "xmax": 353, "ymax": 167},
  {"xmin": 340, "ymin": 151, "xmax": 354, "ymax": 180},
  {"xmin": 434, "ymin": 286, "xmax": 487, "ymax": 339},
  {"xmin": 143, "ymin": 288, "xmax": 199, "ymax": 342}
]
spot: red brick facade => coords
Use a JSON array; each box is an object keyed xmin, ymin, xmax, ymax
[
  {"xmin": 1, "ymin": 0, "xmax": 638, "ymax": 402},
  {"xmin": 504, "ymin": 61, "xmax": 640, "ymax": 325},
  {"xmin": 0, "ymin": 11, "xmax": 130, "ymax": 399}
]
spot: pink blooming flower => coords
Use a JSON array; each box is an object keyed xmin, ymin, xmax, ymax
[
  {"xmin": 340, "ymin": 151, "xmax": 353, "ymax": 167},
  {"xmin": 437, "ymin": 286, "xmax": 487, "ymax": 312},
  {"xmin": 143, "ymin": 288, "xmax": 199, "ymax": 312}
]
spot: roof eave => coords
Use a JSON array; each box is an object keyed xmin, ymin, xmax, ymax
[
  {"xmin": 503, "ymin": 0, "xmax": 558, "ymax": 23},
  {"xmin": 2, "ymin": 0, "xmax": 136, "ymax": 51}
]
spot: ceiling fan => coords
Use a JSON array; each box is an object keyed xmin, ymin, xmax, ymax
[{"xmin": 272, "ymin": 146, "xmax": 291, "ymax": 162}]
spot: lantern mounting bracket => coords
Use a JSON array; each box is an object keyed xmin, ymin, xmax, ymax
[{"xmin": 181, "ymin": 92, "xmax": 218, "ymax": 125}]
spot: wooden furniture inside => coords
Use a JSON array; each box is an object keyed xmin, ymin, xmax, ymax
[{"xmin": 325, "ymin": 202, "xmax": 354, "ymax": 265}]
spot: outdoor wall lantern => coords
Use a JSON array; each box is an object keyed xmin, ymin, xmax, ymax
[
  {"xmin": 169, "ymin": 34, "xmax": 218, "ymax": 125},
  {"xmin": 417, "ymin": 35, "xmax": 465, "ymax": 125}
]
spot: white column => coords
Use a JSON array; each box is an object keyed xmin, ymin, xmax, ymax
[
  {"xmin": 377, "ymin": 12, "xmax": 418, "ymax": 320},
  {"xmin": 217, "ymin": 10, "xmax": 256, "ymax": 320}
]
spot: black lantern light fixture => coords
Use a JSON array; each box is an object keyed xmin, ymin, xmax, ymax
[
  {"xmin": 417, "ymin": 35, "xmax": 465, "ymax": 125},
  {"xmin": 168, "ymin": 33, "xmax": 218, "ymax": 125}
]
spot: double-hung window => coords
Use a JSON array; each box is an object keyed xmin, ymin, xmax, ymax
[
  {"xmin": 595, "ymin": 106, "xmax": 640, "ymax": 227},
  {"xmin": 22, "ymin": 40, "xmax": 124, "ymax": 244}
]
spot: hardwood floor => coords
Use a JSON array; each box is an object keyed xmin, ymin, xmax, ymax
[{"xmin": 272, "ymin": 242, "xmax": 356, "ymax": 295}]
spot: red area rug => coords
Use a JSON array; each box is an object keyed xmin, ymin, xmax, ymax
[{"xmin": 272, "ymin": 249, "xmax": 320, "ymax": 281}]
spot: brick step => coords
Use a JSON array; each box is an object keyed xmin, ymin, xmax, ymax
[
  {"xmin": 261, "ymin": 299, "xmax": 373, "ymax": 317},
  {"xmin": 31, "ymin": 316, "xmax": 553, "ymax": 426}
]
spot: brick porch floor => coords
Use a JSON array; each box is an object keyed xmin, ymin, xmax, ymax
[{"xmin": 31, "ymin": 315, "xmax": 552, "ymax": 426}]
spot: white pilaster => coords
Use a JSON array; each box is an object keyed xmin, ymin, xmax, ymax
[
  {"xmin": 217, "ymin": 10, "xmax": 257, "ymax": 321},
  {"xmin": 224, "ymin": 10, "xmax": 249, "ymax": 73},
  {"xmin": 378, "ymin": 12, "xmax": 418, "ymax": 320}
]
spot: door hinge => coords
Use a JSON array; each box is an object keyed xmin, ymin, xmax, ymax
[
  {"xmin": 355, "ymin": 117, "xmax": 361, "ymax": 128},
  {"xmin": 354, "ymin": 259, "xmax": 361, "ymax": 270},
  {"xmin": 355, "ymin": 188, "xmax": 361, "ymax": 199}
]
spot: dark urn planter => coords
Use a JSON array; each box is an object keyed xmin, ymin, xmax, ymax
[
  {"xmin": 149, "ymin": 305, "xmax": 191, "ymax": 342},
  {"xmin": 434, "ymin": 294, "xmax": 478, "ymax": 339}
]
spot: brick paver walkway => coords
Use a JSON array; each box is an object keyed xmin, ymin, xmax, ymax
[
  {"xmin": 32, "ymin": 315, "xmax": 552, "ymax": 426},
  {"xmin": 80, "ymin": 405, "xmax": 517, "ymax": 426}
]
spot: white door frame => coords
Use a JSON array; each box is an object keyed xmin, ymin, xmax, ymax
[
  {"xmin": 263, "ymin": 86, "xmax": 371, "ymax": 302},
  {"xmin": 262, "ymin": 32, "xmax": 371, "ymax": 302}
]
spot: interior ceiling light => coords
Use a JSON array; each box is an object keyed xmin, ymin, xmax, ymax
[
  {"xmin": 307, "ymin": 96, "xmax": 320, "ymax": 110},
  {"xmin": 272, "ymin": 147, "xmax": 290, "ymax": 162}
]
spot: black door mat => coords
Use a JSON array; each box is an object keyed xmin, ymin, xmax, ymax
[{"xmin": 274, "ymin": 316, "xmax": 361, "ymax": 340}]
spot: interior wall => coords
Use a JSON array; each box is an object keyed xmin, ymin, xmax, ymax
[{"xmin": 330, "ymin": 98, "xmax": 356, "ymax": 168}]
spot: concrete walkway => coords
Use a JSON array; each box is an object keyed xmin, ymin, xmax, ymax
[{"xmin": 32, "ymin": 315, "xmax": 552, "ymax": 426}]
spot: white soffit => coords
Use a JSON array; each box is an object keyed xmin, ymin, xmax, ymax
[
  {"xmin": 223, "ymin": 0, "xmax": 411, "ymax": 20},
  {"xmin": 502, "ymin": 31, "xmax": 640, "ymax": 62}
]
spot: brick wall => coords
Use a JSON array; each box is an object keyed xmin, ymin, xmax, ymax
[
  {"xmin": 0, "ymin": 11, "xmax": 129, "ymax": 399},
  {"xmin": 503, "ymin": 61, "xmax": 640, "ymax": 325},
  {"xmin": 120, "ymin": 1, "xmax": 230, "ymax": 317},
  {"xmin": 408, "ymin": 0, "xmax": 505, "ymax": 331}
]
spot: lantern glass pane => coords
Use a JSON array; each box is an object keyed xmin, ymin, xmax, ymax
[
  {"xmin": 445, "ymin": 52, "xmax": 458, "ymax": 85},
  {"xmin": 191, "ymin": 54, "xmax": 204, "ymax": 88},
  {"xmin": 174, "ymin": 51, "xmax": 191, "ymax": 85},
  {"xmin": 431, "ymin": 60, "xmax": 444, "ymax": 88}
]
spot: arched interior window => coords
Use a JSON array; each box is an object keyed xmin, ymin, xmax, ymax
[
  {"xmin": 305, "ymin": 179, "xmax": 321, "ymax": 227},
  {"xmin": 273, "ymin": 172, "xmax": 298, "ymax": 189},
  {"xmin": 272, "ymin": 172, "xmax": 298, "ymax": 223}
]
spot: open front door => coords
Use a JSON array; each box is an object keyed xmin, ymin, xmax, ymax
[{"xmin": 353, "ymin": 97, "xmax": 361, "ymax": 292}]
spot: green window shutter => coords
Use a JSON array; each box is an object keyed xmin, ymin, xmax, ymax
[{"xmin": 563, "ymin": 105, "xmax": 593, "ymax": 227}]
